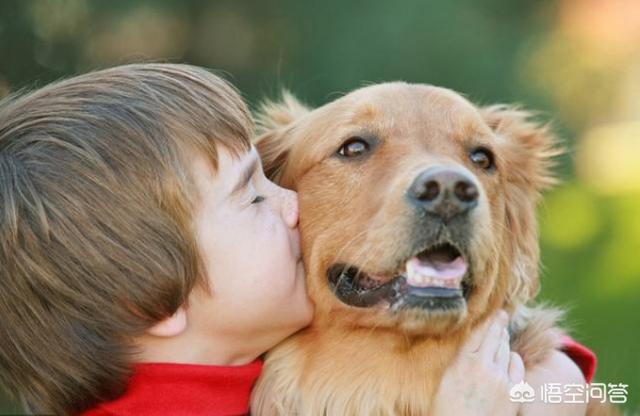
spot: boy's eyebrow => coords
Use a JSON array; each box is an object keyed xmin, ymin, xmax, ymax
[{"xmin": 229, "ymin": 154, "xmax": 259, "ymax": 197}]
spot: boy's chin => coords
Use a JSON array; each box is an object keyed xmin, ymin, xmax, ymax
[
  {"xmin": 296, "ymin": 260, "xmax": 307, "ymax": 286},
  {"xmin": 279, "ymin": 317, "xmax": 313, "ymax": 345},
  {"xmin": 280, "ymin": 298, "xmax": 314, "ymax": 338},
  {"xmin": 257, "ymin": 314, "xmax": 312, "ymax": 355}
]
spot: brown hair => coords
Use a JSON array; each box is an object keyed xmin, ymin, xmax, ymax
[{"xmin": 0, "ymin": 63, "xmax": 252, "ymax": 414}]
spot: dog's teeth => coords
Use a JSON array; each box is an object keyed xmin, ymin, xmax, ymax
[{"xmin": 406, "ymin": 259, "xmax": 462, "ymax": 288}]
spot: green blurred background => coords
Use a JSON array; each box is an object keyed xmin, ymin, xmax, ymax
[{"xmin": 1, "ymin": 0, "xmax": 638, "ymax": 413}]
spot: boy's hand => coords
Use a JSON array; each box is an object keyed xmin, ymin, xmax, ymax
[{"xmin": 431, "ymin": 310, "xmax": 524, "ymax": 416}]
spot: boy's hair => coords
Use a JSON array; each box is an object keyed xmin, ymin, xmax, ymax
[{"xmin": 0, "ymin": 64, "xmax": 252, "ymax": 414}]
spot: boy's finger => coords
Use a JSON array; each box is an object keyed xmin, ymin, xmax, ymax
[
  {"xmin": 478, "ymin": 314, "xmax": 508, "ymax": 359},
  {"xmin": 461, "ymin": 309, "xmax": 508, "ymax": 353},
  {"xmin": 494, "ymin": 328, "xmax": 511, "ymax": 370},
  {"xmin": 508, "ymin": 352, "xmax": 525, "ymax": 386}
]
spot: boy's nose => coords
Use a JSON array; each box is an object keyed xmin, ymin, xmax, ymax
[{"xmin": 282, "ymin": 189, "xmax": 299, "ymax": 228}]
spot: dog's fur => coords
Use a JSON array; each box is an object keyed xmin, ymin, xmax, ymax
[{"xmin": 250, "ymin": 83, "xmax": 578, "ymax": 415}]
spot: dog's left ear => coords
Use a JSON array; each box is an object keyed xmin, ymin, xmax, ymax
[
  {"xmin": 253, "ymin": 91, "xmax": 310, "ymax": 186},
  {"xmin": 481, "ymin": 105, "xmax": 563, "ymax": 307}
]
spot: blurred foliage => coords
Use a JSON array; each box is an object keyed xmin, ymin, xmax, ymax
[{"xmin": 1, "ymin": 0, "xmax": 639, "ymax": 413}]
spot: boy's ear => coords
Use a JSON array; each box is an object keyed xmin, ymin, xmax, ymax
[
  {"xmin": 480, "ymin": 105, "xmax": 563, "ymax": 307},
  {"xmin": 254, "ymin": 90, "xmax": 310, "ymax": 185},
  {"xmin": 146, "ymin": 306, "xmax": 187, "ymax": 337}
]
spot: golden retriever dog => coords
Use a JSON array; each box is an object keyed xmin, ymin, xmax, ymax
[{"xmin": 249, "ymin": 83, "xmax": 593, "ymax": 415}]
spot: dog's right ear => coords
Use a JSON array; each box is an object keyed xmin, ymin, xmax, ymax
[{"xmin": 254, "ymin": 91, "xmax": 310, "ymax": 184}]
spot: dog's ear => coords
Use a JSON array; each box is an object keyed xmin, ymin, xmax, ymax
[
  {"xmin": 254, "ymin": 91, "xmax": 310, "ymax": 184},
  {"xmin": 481, "ymin": 105, "xmax": 563, "ymax": 307}
]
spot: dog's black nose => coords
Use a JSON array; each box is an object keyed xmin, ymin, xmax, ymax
[{"xmin": 407, "ymin": 166, "xmax": 479, "ymax": 220}]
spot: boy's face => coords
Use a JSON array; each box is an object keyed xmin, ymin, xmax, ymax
[{"xmin": 188, "ymin": 146, "xmax": 313, "ymax": 356}]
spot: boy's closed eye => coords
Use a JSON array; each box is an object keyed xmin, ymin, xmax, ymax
[
  {"xmin": 230, "ymin": 152, "xmax": 260, "ymax": 198},
  {"xmin": 228, "ymin": 150, "xmax": 272, "ymax": 208},
  {"xmin": 252, "ymin": 195, "xmax": 266, "ymax": 204}
]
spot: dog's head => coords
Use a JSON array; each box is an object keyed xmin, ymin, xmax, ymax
[{"xmin": 255, "ymin": 83, "xmax": 559, "ymax": 336}]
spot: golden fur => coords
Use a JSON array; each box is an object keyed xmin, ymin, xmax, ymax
[{"xmin": 251, "ymin": 83, "xmax": 598, "ymax": 415}]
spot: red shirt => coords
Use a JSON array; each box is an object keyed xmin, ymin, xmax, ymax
[
  {"xmin": 81, "ymin": 339, "xmax": 595, "ymax": 415},
  {"xmin": 560, "ymin": 336, "xmax": 597, "ymax": 383},
  {"xmin": 82, "ymin": 360, "xmax": 262, "ymax": 416}
]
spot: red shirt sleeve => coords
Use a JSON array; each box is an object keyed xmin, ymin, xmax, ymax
[{"xmin": 559, "ymin": 336, "xmax": 597, "ymax": 383}]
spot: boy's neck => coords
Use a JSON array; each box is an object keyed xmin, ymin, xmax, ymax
[{"xmin": 135, "ymin": 330, "xmax": 264, "ymax": 366}]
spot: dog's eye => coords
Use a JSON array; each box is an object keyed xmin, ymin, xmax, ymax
[
  {"xmin": 337, "ymin": 137, "xmax": 370, "ymax": 158},
  {"xmin": 469, "ymin": 147, "xmax": 495, "ymax": 171}
]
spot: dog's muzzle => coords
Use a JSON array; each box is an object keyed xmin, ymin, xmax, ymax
[{"xmin": 326, "ymin": 242, "xmax": 472, "ymax": 311}]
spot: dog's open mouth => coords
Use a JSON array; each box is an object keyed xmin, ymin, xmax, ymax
[{"xmin": 327, "ymin": 242, "xmax": 472, "ymax": 310}]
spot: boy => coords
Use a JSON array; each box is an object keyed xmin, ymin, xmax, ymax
[
  {"xmin": 0, "ymin": 64, "xmax": 592, "ymax": 415},
  {"xmin": 0, "ymin": 63, "xmax": 311, "ymax": 414}
]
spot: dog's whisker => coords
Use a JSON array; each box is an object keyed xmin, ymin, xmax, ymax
[{"xmin": 329, "ymin": 227, "xmax": 373, "ymax": 296}]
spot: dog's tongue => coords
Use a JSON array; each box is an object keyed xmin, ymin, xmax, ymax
[
  {"xmin": 411, "ymin": 256, "xmax": 467, "ymax": 279},
  {"xmin": 405, "ymin": 256, "xmax": 467, "ymax": 288}
]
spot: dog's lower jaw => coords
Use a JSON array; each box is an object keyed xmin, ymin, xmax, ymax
[
  {"xmin": 250, "ymin": 325, "xmax": 464, "ymax": 416},
  {"xmin": 393, "ymin": 307, "xmax": 468, "ymax": 336}
]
